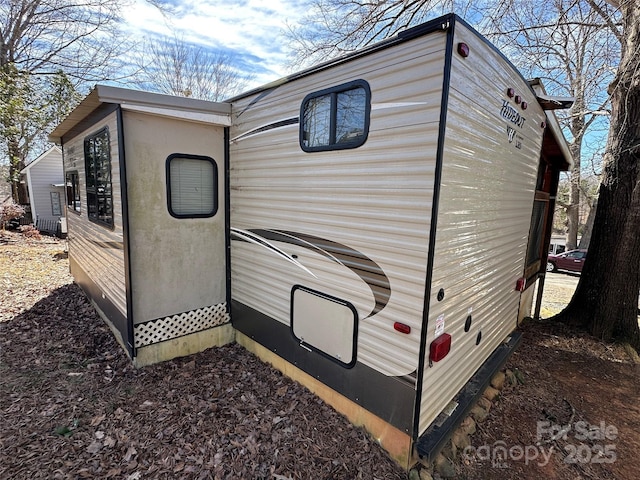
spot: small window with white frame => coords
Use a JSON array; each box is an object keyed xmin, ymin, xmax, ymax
[
  {"xmin": 166, "ymin": 154, "xmax": 218, "ymax": 218},
  {"xmin": 300, "ymin": 80, "xmax": 371, "ymax": 152}
]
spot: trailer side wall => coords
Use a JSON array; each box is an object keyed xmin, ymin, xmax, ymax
[
  {"xmin": 230, "ymin": 31, "xmax": 449, "ymax": 432},
  {"xmin": 417, "ymin": 22, "xmax": 546, "ymax": 434}
]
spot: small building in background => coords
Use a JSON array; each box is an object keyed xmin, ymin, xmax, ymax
[{"xmin": 19, "ymin": 146, "xmax": 66, "ymax": 235}]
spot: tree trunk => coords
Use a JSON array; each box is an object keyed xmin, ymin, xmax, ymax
[
  {"xmin": 566, "ymin": 161, "xmax": 580, "ymax": 250},
  {"xmin": 7, "ymin": 136, "xmax": 26, "ymax": 204},
  {"xmin": 578, "ymin": 197, "xmax": 597, "ymax": 250},
  {"xmin": 556, "ymin": 0, "xmax": 640, "ymax": 352},
  {"xmin": 566, "ymin": 93, "xmax": 585, "ymax": 251}
]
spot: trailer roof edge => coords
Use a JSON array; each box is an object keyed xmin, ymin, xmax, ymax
[
  {"xmin": 226, "ymin": 14, "xmax": 458, "ymax": 103},
  {"xmin": 49, "ymin": 85, "xmax": 231, "ymax": 144}
]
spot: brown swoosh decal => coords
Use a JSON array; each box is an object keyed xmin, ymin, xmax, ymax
[{"xmin": 248, "ymin": 229, "xmax": 390, "ymax": 319}]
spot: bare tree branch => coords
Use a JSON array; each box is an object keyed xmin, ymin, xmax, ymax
[
  {"xmin": 133, "ymin": 34, "xmax": 253, "ymax": 102},
  {"xmin": 284, "ymin": 0, "xmax": 473, "ymax": 68}
]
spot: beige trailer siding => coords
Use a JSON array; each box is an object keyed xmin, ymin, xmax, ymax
[
  {"xmin": 63, "ymin": 112, "xmax": 127, "ymax": 318},
  {"xmin": 418, "ymin": 23, "xmax": 546, "ymax": 434},
  {"xmin": 123, "ymin": 111, "xmax": 227, "ymax": 324},
  {"xmin": 230, "ymin": 32, "xmax": 447, "ymax": 378}
]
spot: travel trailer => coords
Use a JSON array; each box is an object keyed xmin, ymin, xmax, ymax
[{"xmin": 50, "ymin": 14, "xmax": 572, "ymax": 468}]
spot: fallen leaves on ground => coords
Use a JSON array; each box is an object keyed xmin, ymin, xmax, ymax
[
  {"xmin": 3, "ymin": 230, "xmax": 639, "ymax": 480},
  {"xmin": 0, "ymin": 231, "xmax": 405, "ymax": 480}
]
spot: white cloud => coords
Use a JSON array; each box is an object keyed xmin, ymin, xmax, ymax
[{"xmin": 121, "ymin": 0, "xmax": 308, "ymax": 88}]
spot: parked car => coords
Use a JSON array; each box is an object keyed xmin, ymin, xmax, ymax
[{"xmin": 546, "ymin": 249, "xmax": 588, "ymax": 273}]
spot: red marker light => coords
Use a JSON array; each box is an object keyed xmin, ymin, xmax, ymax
[
  {"xmin": 521, "ymin": 101, "xmax": 528, "ymax": 110},
  {"xmin": 394, "ymin": 322, "xmax": 411, "ymax": 334},
  {"xmin": 506, "ymin": 88, "xmax": 515, "ymax": 98},
  {"xmin": 457, "ymin": 43, "xmax": 470, "ymax": 58},
  {"xmin": 515, "ymin": 277, "xmax": 526, "ymax": 292},
  {"xmin": 515, "ymin": 95, "xmax": 522, "ymax": 104}
]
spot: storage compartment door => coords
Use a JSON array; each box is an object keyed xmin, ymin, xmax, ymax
[{"xmin": 291, "ymin": 286, "xmax": 358, "ymax": 367}]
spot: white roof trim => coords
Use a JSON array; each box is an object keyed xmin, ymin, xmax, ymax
[
  {"xmin": 121, "ymin": 103, "xmax": 232, "ymax": 126},
  {"xmin": 529, "ymin": 79, "xmax": 574, "ymax": 169},
  {"xmin": 20, "ymin": 146, "xmax": 62, "ymax": 174},
  {"xmin": 49, "ymin": 85, "xmax": 231, "ymax": 143}
]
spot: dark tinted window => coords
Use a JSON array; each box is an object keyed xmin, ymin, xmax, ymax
[
  {"xmin": 84, "ymin": 127, "xmax": 113, "ymax": 227},
  {"xmin": 301, "ymin": 80, "xmax": 370, "ymax": 152}
]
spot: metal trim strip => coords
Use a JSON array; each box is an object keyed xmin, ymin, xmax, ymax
[
  {"xmin": 116, "ymin": 106, "xmax": 135, "ymax": 356},
  {"xmin": 412, "ymin": 17, "xmax": 457, "ymax": 441}
]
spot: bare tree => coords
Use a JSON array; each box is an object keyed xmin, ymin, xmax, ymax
[
  {"xmin": 485, "ymin": 0, "xmax": 618, "ymax": 250},
  {"xmin": 284, "ymin": 0, "xmax": 486, "ymax": 68},
  {"xmin": 135, "ymin": 35, "xmax": 251, "ymax": 102},
  {"xmin": 0, "ymin": 0, "xmax": 130, "ymax": 201},
  {"xmin": 556, "ymin": 0, "xmax": 640, "ymax": 351},
  {"xmin": 0, "ymin": 0, "xmax": 127, "ymax": 80}
]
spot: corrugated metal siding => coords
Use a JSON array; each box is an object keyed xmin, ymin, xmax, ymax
[
  {"xmin": 28, "ymin": 149, "xmax": 64, "ymax": 223},
  {"xmin": 418, "ymin": 24, "xmax": 546, "ymax": 434},
  {"xmin": 63, "ymin": 113, "xmax": 126, "ymax": 317},
  {"xmin": 230, "ymin": 33, "xmax": 448, "ymax": 378}
]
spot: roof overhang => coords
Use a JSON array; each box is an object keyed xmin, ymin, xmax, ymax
[
  {"xmin": 529, "ymin": 79, "xmax": 574, "ymax": 171},
  {"xmin": 49, "ymin": 85, "xmax": 231, "ymax": 144},
  {"xmin": 535, "ymin": 92, "xmax": 575, "ymax": 110}
]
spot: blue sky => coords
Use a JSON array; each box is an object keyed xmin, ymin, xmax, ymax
[{"xmin": 121, "ymin": 0, "xmax": 310, "ymax": 88}]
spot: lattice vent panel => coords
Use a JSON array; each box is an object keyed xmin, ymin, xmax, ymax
[{"xmin": 134, "ymin": 303, "xmax": 230, "ymax": 347}]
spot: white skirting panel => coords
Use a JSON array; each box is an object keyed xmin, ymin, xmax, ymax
[{"xmin": 134, "ymin": 303, "xmax": 230, "ymax": 348}]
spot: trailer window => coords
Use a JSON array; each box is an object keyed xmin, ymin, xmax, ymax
[
  {"xmin": 65, "ymin": 171, "xmax": 81, "ymax": 214},
  {"xmin": 166, "ymin": 154, "xmax": 218, "ymax": 218},
  {"xmin": 84, "ymin": 127, "xmax": 113, "ymax": 227},
  {"xmin": 300, "ymin": 80, "xmax": 370, "ymax": 152}
]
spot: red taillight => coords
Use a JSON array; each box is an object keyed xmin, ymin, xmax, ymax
[
  {"xmin": 394, "ymin": 322, "xmax": 411, "ymax": 334},
  {"xmin": 515, "ymin": 277, "xmax": 526, "ymax": 292},
  {"xmin": 430, "ymin": 333, "xmax": 452, "ymax": 363}
]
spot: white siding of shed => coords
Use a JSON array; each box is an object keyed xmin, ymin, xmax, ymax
[{"xmin": 23, "ymin": 147, "xmax": 64, "ymax": 224}]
